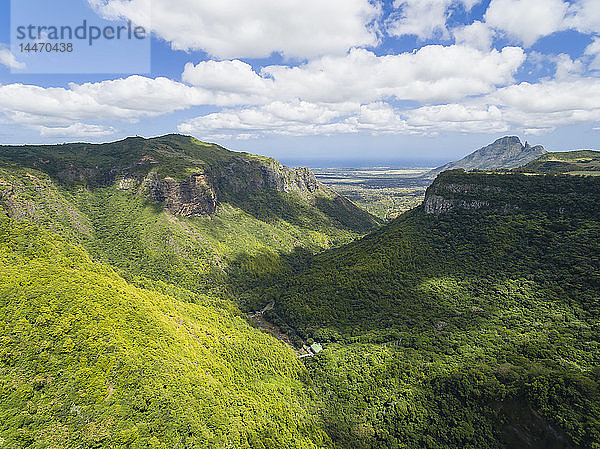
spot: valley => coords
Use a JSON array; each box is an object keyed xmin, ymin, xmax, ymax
[
  {"xmin": 313, "ymin": 167, "xmax": 431, "ymax": 220},
  {"xmin": 1, "ymin": 134, "xmax": 599, "ymax": 449}
]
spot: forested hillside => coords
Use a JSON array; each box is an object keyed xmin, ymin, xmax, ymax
[
  {"xmin": 0, "ymin": 135, "xmax": 378, "ymax": 296},
  {"xmin": 0, "ymin": 216, "xmax": 331, "ymax": 448},
  {"xmin": 2, "ymin": 135, "xmax": 600, "ymax": 449},
  {"xmin": 255, "ymin": 170, "xmax": 600, "ymax": 448}
]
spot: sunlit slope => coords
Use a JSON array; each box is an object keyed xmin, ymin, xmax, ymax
[
  {"xmin": 0, "ymin": 134, "xmax": 379, "ymax": 296},
  {"xmin": 517, "ymin": 150, "xmax": 600, "ymax": 175},
  {"xmin": 257, "ymin": 170, "xmax": 600, "ymax": 449},
  {"xmin": 0, "ymin": 217, "xmax": 330, "ymax": 448}
]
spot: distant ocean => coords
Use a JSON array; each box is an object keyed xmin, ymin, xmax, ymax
[{"xmin": 277, "ymin": 158, "xmax": 447, "ymax": 169}]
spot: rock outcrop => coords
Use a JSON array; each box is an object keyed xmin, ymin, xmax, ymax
[
  {"xmin": 0, "ymin": 134, "xmax": 379, "ymax": 230},
  {"xmin": 143, "ymin": 171, "xmax": 218, "ymax": 216},
  {"xmin": 426, "ymin": 136, "xmax": 547, "ymax": 179}
]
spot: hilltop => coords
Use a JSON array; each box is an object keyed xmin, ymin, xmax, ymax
[
  {"xmin": 426, "ymin": 136, "xmax": 546, "ymax": 178},
  {"xmin": 0, "ymin": 134, "xmax": 379, "ymax": 296},
  {"xmin": 517, "ymin": 149, "xmax": 600, "ymax": 175}
]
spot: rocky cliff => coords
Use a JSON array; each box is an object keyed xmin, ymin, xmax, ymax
[
  {"xmin": 423, "ymin": 169, "xmax": 600, "ymax": 216},
  {"xmin": 426, "ymin": 136, "xmax": 547, "ymax": 179},
  {"xmin": 0, "ymin": 134, "xmax": 379, "ymax": 231}
]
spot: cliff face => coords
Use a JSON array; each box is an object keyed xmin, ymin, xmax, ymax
[
  {"xmin": 423, "ymin": 169, "xmax": 600, "ymax": 217},
  {"xmin": 0, "ymin": 135, "xmax": 378, "ymax": 231},
  {"xmin": 141, "ymin": 171, "xmax": 218, "ymax": 216},
  {"xmin": 133, "ymin": 160, "xmax": 323, "ymax": 217},
  {"xmin": 215, "ymin": 158, "xmax": 321, "ymax": 197}
]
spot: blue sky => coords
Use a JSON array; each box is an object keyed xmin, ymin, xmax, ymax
[{"xmin": 0, "ymin": 0, "xmax": 599, "ymax": 165}]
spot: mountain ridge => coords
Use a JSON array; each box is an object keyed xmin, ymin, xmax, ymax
[
  {"xmin": 425, "ymin": 136, "xmax": 547, "ymax": 178},
  {"xmin": 0, "ymin": 134, "xmax": 379, "ymax": 297},
  {"xmin": 0, "ymin": 134, "xmax": 379, "ymax": 230},
  {"xmin": 516, "ymin": 149, "xmax": 600, "ymax": 174}
]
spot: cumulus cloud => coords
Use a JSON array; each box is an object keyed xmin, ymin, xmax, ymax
[
  {"xmin": 492, "ymin": 78, "xmax": 600, "ymax": 114},
  {"xmin": 484, "ymin": 0, "xmax": 569, "ymax": 47},
  {"xmin": 88, "ymin": 0, "xmax": 380, "ymax": 59},
  {"xmin": 452, "ymin": 21, "xmax": 494, "ymax": 51},
  {"xmin": 0, "ymin": 47, "xmax": 25, "ymax": 70},
  {"xmin": 37, "ymin": 123, "xmax": 116, "ymax": 138},
  {"xmin": 483, "ymin": 0, "xmax": 600, "ymax": 47},
  {"xmin": 387, "ymin": 0, "xmax": 480, "ymax": 39},
  {"xmin": 177, "ymin": 100, "xmax": 511, "ymax": 138},
  {"xmin": 178, "ymin": 100, "xmax": 361, "ymax": 138},
  {"xmin": 585, "ymin": 37, "xmax": 600, "ymax": 70},
  {"xmin": 564, "ymin": 0, "xmax": 600, "ymax": 34},
  {"xmin": 406, "ymin": 103, "xmax": 507, "ymax": 133},
  {"xmin": 183, "ymin": 45, "xmax": 526, "ymax": 105},
  {"xmin": 0, "ymin": 74, "xmax": 278, "ymax": 136},
  {"xmin": 178, "ymin": 74, "xmax": 600, "ymax": 139}
]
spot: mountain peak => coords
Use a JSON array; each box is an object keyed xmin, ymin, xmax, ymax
[
  {"xmin": 426, "ymin": 136, "xmax": 546, "ymax": 178},
  {"xmin": 492, "ymin": 135, "xmax": 522, "ymax": 146}
]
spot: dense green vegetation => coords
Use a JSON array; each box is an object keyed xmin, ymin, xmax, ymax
[
  {"xmin": 254, "ymin": 171, "xmax": 600, "ymax": 448},
  {"xmin": 0, "ymin": 216, "xmax": 331, "ymax": 448},
  {"xmin": 2, "ymin": 135, "xmax": 600, "ymax": 448},
  {"xmin": 517, "ymin": 150, "xmax": 600, "ymax": 175},
  {"xmin": 0, "ymin": 136, "xmax": 377, "ymax": 297}
]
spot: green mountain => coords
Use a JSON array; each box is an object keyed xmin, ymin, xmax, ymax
[
  {"xmin": 257, "ymin": 169, "xmax": 600, "ymax": 448},
  {"xmin": 3, "ymin": 134, "xmax": 600, "ymax": 449},
  {"xmin": 0, "ymin": 216, "xmax": 331, "ymax": 448},
  {"xmin": 426, "ymin": 136, "xmax": 546, "ymax": 178},
  {"xmin": 0, "ymin": 134, "xmax": 382, "ymax": 448},
  {"xmin": 517, "ymin": 150, "xmax": 600, "ymax": 175},
  {"xmin": 0, "ymin": 134, "xmax": 378, "ymax": 296}
]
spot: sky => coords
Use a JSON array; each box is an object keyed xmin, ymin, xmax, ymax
[{"xmin": 0, "ymin": 0, "xmax": 600, "ymax": 166}]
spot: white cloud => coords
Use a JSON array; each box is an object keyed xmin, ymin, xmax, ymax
[
  {"xmin": 179, "ymin": 74, "xmax": 600, "ymax": 138},
  {"xmin": 387, "ymin": 0, "xmax": 480, "ymax": 39},
  {"xmin": 0, "ymin": 47, "xmax": 25, "ymax": 70},
  {"xmin": 484, "ymin": 0, "xmax": 569, "ymax": 46},
  {"xmin": 407, "ymin": 103, "xmax": 507, "ymax": 133},
  {"xmin": 564, "ymin": 0, "xmax": 600, "ymax": 34},
  {"xmin": 585, "ymin": 37, "xmax": 600, "ymax": 70},
  {"xmin": 178, "ymin": 100, "xmax": 361, "ymax": 137},
  {"xmin": 0, "ymin": 77, "xmax": 201, "ymax": 125},
  {"xmin": 37, "ymin": 123, "xmax": 116, "ymax": 138},
  {"xmin": 0, "ymin": 75, "xmax": 274, "ymax": 137},
  {"xmin": 182, "ymin": 60, "xmax": 273, "ymax": 96},
  {"xmin": 553, "ymin": 54, "xmax": 584, "ymax": 79},
  {"xmin": 184, "ymin": 46, "xmax": 526, "ymax": 105},
  {"xmin": 88, "ymin": 0, "xmax": 380, "ymax": 59},
  {"xmin": 484, "ymin": 0, "xmax": 600, "ymax": 47},
  {"xmin": 493, "ymin": 78, "xmax": 600, "ymax": 114},
  {"xmin": 453, "ymin": 21, "xmax": 494, "ymax": 51}
]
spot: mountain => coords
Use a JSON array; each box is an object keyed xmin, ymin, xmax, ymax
[
  {"xmin": 256, "ymin": 169, "xmax": 600, "ymax": 448},
  {"xmin": 0, "ymin": 134, "xmax": 378, "ymax": 448},
  {"xmin": 0, "ymin": 134, "xmax": 379, "ymax": 296},
  {"xmin": 517, "ymin": 149, "xmax": 600, "ymax": 175},
  {"xmin": 3, "ymin": 134, "xmax": 600, "ymax": 449},
  {"xmin": 425, "ymin": 136, "xmax": 547, "ymax": 178},
  {"xmin": 0, "ymin": 215, "xmax": 331, "ymax": 448}
]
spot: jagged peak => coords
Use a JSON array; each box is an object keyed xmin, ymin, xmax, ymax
[{"xmin": 491, "ymin": 136, "xmax": 522, "ymax": 146}]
